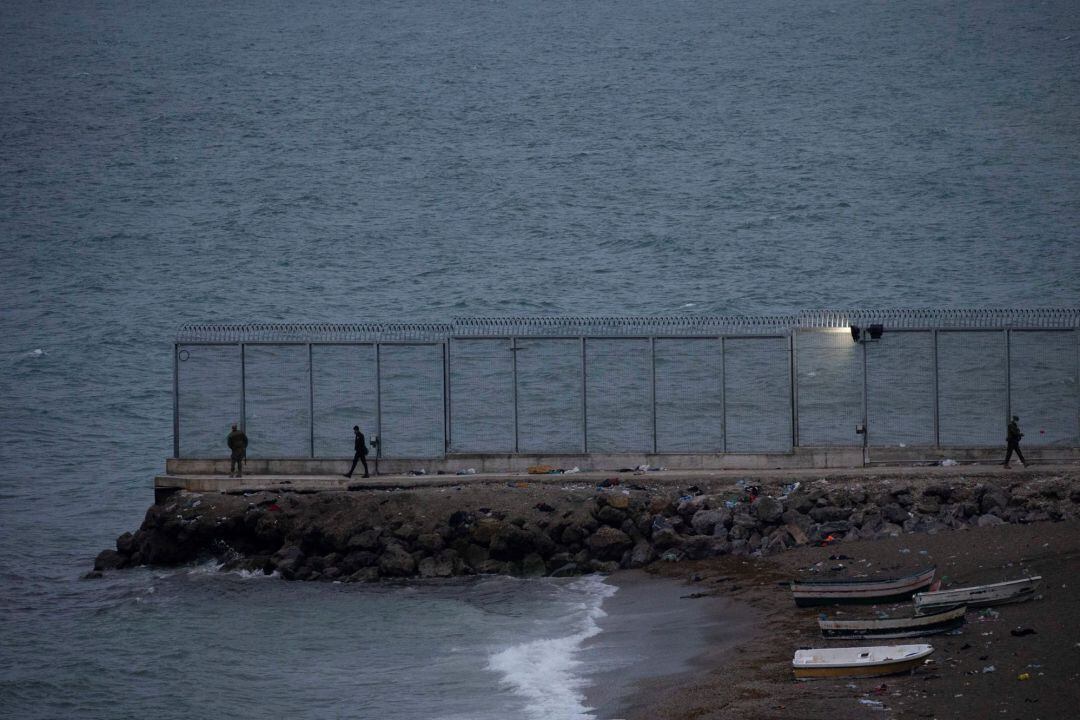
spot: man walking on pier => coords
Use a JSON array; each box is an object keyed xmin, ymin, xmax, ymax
[
  {"xmin": 344, "ymin": 425, "xmax": 370, "ymax": 478},
  {"xmin": 227, "ymin": 423, "xmax": 248, "ymax": 478},
  {"xmin": 1002, "ymin": 415, "xmax": 1026, "ymax": 468}
]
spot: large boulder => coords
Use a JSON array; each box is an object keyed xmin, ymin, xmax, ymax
[
  {"xmin": 649, "ymin": 515, "xmax": 681, "ymax": 549},
  {"xmin": 347, "ymin": 529, "xmax": 383, "ymax": 551},
  {"xmin": 419, "ymin": 550, "xmax": 462, "ymax": 578},
  {"xmin": 489, "ymin": 524, "xmax": 538, "ymax": 561},
  {"xmin": 94, "ymin": 549, "xmax": 126, "ymax": 571},
  {"xmin": 271, "ymin": 545, "xmax": 305, "ymax": 578},
  {"xmin": 809, "ymin": 506, "xmax": 850, "ymax": 523},
  {"xmin": 378, "ymin": 544, "xmax": 416, "ymax": 577},
  {"xmin": 587, "ymin": 527, "xmax": 633, "ymax": 561},
  {"xmin": 596, "ymin": 505, "xmax": 627, "ymax": 527},
  {"xmin": 629, "ymin": 541, "xmax": 655, "ymax": 568},
  {"xmin": 752, "ymin": 497, "xmax": 784, "ymax": 524},
  {"xmin": 691, "ymin": 509, "xmax": 727, "ymax": 536}
]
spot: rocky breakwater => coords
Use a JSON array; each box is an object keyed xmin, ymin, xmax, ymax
[{"xmin": 90, "ymin": 474, "xmax": 1079, "ymax": 581}]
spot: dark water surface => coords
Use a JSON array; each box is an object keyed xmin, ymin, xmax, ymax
[{"xmin": 1, "ymin": 0, "xmax": 1077, "ymax": 717}]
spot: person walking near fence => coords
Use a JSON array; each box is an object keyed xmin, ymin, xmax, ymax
[
  {"xmin": 227, "ymin": 423, "xmax": 249, "ymax": 478},
  {"xmin": 1002, "ymin": 415, "xmax": 1026, "ymax": 468},
  {"xmin": 344, "ymin": 425, "xmax": 370, "ymax": 478}
]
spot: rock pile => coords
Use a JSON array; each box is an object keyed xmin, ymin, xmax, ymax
[{"xmin": 91, "ymin": 476, "xmax": 1079, "ymax": 581}]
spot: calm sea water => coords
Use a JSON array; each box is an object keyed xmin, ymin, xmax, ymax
[{"xmin": 1, "ymin": 0, "xmax": 1077, "ymax": 717}]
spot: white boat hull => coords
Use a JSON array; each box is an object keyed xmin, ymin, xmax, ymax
[{"xmin": 914, "ymin": 576, "xmax": 1041, "ymax": 615}]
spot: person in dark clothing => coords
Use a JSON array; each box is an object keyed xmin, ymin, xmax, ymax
[
  {"xmin": 227, "ymin": 423, "xmax": 249, "ymax": 478},
  {"xmin": 1002, "ymin": 415, "xmax": 1025, "ymax": 468},
  {"xmin": 344, "ymin": 425, "xmax": 370, "ymax": 478}
]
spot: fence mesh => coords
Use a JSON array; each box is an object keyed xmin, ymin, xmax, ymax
[
  {"xmin": 449, "ymin": 339, "xmax": 515, "ymax": 452},
  {"xmin": 585, "ymin": 339, "xmax": 652, "ymax": 452},
  {"xmin": 937, "ymin": 331, "xmax": 1006, "ymax": 447},
  {"xmin": 312, "ymin": 345, "xmax": 378, "ymax": 457},
  {"xmin": 378, "ymin": 345, "xmax": 445, "ymax": 458},
  {"xmin": 174, "ymin": 317, "xmax": 1079, "ymax": 459},
  {"xmin": 515, "ymin": 338, "xmax": 584, "ymax": 453},
  {"xmin": 1010, "ymin": 331, "xmax": 1079, "ymax": 446},
  {"xmin": 243, "ymin": 345, "xmax": 311, "ymax": 458},
  {"xmin": 795, "ymin": 330, "xmax": 863, "ymax": 446},
  {"xmin": 866, "ymin": 332, "xmax": 935, "ymax": 447},
  {"xmin": 655, "ymin": 338, "xmax": 724, "ymax": 452},
  {"xmin": 723, "ymin": 337, "xmax": 792, "ymax": 452},
  {"xmin": 177, "ymin": 345, "xmax": 240, "ymax": 457}
]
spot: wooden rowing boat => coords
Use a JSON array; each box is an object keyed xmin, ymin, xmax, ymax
[
  {"xmin": 819, "ymin": 605, "xmax": 966, "ymax": 639},
  {"xmin": 792, "ymin": 643, "xmax": 934, "ymax": 680},
  {"xmin": 790, "ymin": 567, "xmax": 936, "ymax": 607},
  {"xmin": 913, "ymin": 576, "xmax": 1041, "ymax": 615}
]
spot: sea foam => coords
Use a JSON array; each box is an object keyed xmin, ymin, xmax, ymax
[{"xmin": 487, "ymin": 576, "xmax": 617, "ymax": 720}]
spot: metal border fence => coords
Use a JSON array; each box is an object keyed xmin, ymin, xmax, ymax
[{"xmin": 174, "ymin": 310, "xmax": 1080, "ymax": 459}]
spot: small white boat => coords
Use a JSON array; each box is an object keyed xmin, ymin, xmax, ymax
[
  {"xmin": 790, "ymin": 567, "xmax": 936, "ymax": 607},
  {"xmin": 819, "ymin": 605, "xmax": 966, "ymax": 639},
  {"xmin": 792, "ymin": 643, "xmax": 934, "ymax": 680},
  {"xmin": 913, "ymin": 576, "xmax": 1041, "ymax": 615}
]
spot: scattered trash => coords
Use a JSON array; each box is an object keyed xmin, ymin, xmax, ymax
[
  {"xmin": 600, "ymin": 478, "xmax": 621, "ymax": 488},
  {"xmin": 982, "ymin": 665, "xmax": 996, "ymax": 673},
  {"xmin": 1011, "ymin": 627, "xmax": 1037, "ymax": 637},
  {"xmin": 871, "ymin": 683, "xmax": 888, "ymax": 695},
  {"xmin": 635, "ymin": 464, "xmax": 651, "ymax": 472},
  {"xmin": 455, "ymin": 468, "xmax": 477, "ymax": 475},
  {"xmin": 778, "ymin": 481, "xmax": 801, "ymax": 498},
  {"xmin": 408, "ymin": 469, "xmax": 427, "ymax": 476},
  {"xmin": 977, "ymin": 608, "xmax": 1001, "ymax": 621},
  {"xmin": 828, "ymin": 554, "xmax": 851, "ymax": 560},
  {"xmin": 1018, "ymin": 672, "xmax": 1031, "ymax": 681},
  {"xmin": 899, "ymin": 548, "xmax": 910, "ymax": 554},
  {"xmin": 564, "ymin": 466, "xmax": 580, "ymax": 474},
  {"xmin": 940, "ymin": 459, "xmax": 958, "ymax": 466},
  {"xmin": 858, "ymin": 699, "xmax": 884, "ymax": 708},
  {"xmin": 527, "ymin": 465, "xmax": 555, "ymax": 475}
]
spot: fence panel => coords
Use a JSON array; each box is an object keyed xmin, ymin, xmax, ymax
[
  {"xmin": 723, "ymin": 337, "xmax": 792, "ymax": 452},
  {"xmin": 1010, "ymin": 330, "xmax": 1079, "ymax": 446},
  {"xmin": 244, "ymin": 345, "xmax": 311, "ymax": 457},
  {"xmin": 516, "ymin": 338, "xmax": 584, "ymax": 453},
  {"xmin": 585, "ymin": 339, "xmax": 652, "ymax": 452},
  {"xmin": 177, "ymin": 345, "xmax": 240, "ymax": 457},
  {"xmin": 312, "ymin": 345, "xmax": 378, "ymax": 457},
  {"xmin": 866, "ymin": 332, "xmax": 934, "ymax": 447},
  {"xmin": 379, "ymin": 344, "xmax": 445, "ymax": 458},
  {"xmin": 449, "ymin": 339, "xmax": 514, "ymax": 452},
  {"xmin": 938, "ymin": 331, "xmax": 1005, "ymax": 446},
  {"xmin": 795, "ymin": 330, "xmax": 862, "ymax": 446},
  {"xmin": 655, "ymin": 338, "xmax": 723, "ymax": 452}
]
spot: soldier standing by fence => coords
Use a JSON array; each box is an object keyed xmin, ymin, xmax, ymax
[{"xmin": 227, "ymin": 423, "xmax": 248, "ymax": 478}]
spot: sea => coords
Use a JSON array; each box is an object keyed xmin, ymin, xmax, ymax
[{"xmin": 1, "ymin": 0, "xmax": 1077, "ymax": 718}]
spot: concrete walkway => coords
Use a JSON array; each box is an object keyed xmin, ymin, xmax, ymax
[{"xmin": 155, "ymin": 462, "xmax": 1076, "ymax": 496}]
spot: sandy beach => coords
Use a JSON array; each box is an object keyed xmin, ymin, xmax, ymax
[{"xmin": 627, "ymin": 516, "xmax": 1080, "ymax": 719}]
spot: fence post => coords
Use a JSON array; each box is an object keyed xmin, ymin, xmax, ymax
[
  {"xmin": 931, "ymin": 330, "xmax": 940, "ymax": 448},
  {"xmin": 650, "ymin": 336, "xmax": 657, "ymax": 454},
  {"xmin": 308, "ymin": 343, "xmax": 315, "ymax": 458},
  {"xmin": 240, "ymin": 343, "xmax": 246, "ymax": 432},
  {"xmin": 173, "ymin": 343, "xmax": 180, "ymax": 458},
  {"xmin": 789, "ymin": 331, "xmax": 798, "ymax": 448},
  {"xmin": 581, "ymin": 337, "xmax": 588, "ymax": 453},
  {"xmin": 720, "ymin": 336, "xmax": 727, "ymax": 453},
  {"xmin": 1004, "ymin": 330, "xmax": 1011, "ymax": 425},
  {"xmin": 443, "ymin": 342, "xmax": 450, "ymax": 456},
  {"xmin": 512, "ymin": 336, "xmax": 519, "ymax": 453},
  {"xmin": 375, "ymin": 343, "xmax": 382, "ymax": 461},
  {"xmin": 861, "ymin": 339, "xmax": 869, "ymax": 466}
]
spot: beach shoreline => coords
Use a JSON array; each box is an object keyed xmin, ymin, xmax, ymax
[{"xmin": 617, "ymin": 519, "xmax": 1080, "ymax": 719}]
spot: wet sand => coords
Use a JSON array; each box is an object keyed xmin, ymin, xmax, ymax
[
  {"xmin": 621, "ymin": 519, "xmax": 1080, "ymax": 719},
  {"xmin": 583, "ymin": 571, "xmax": 757, "ymax": 719}
]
